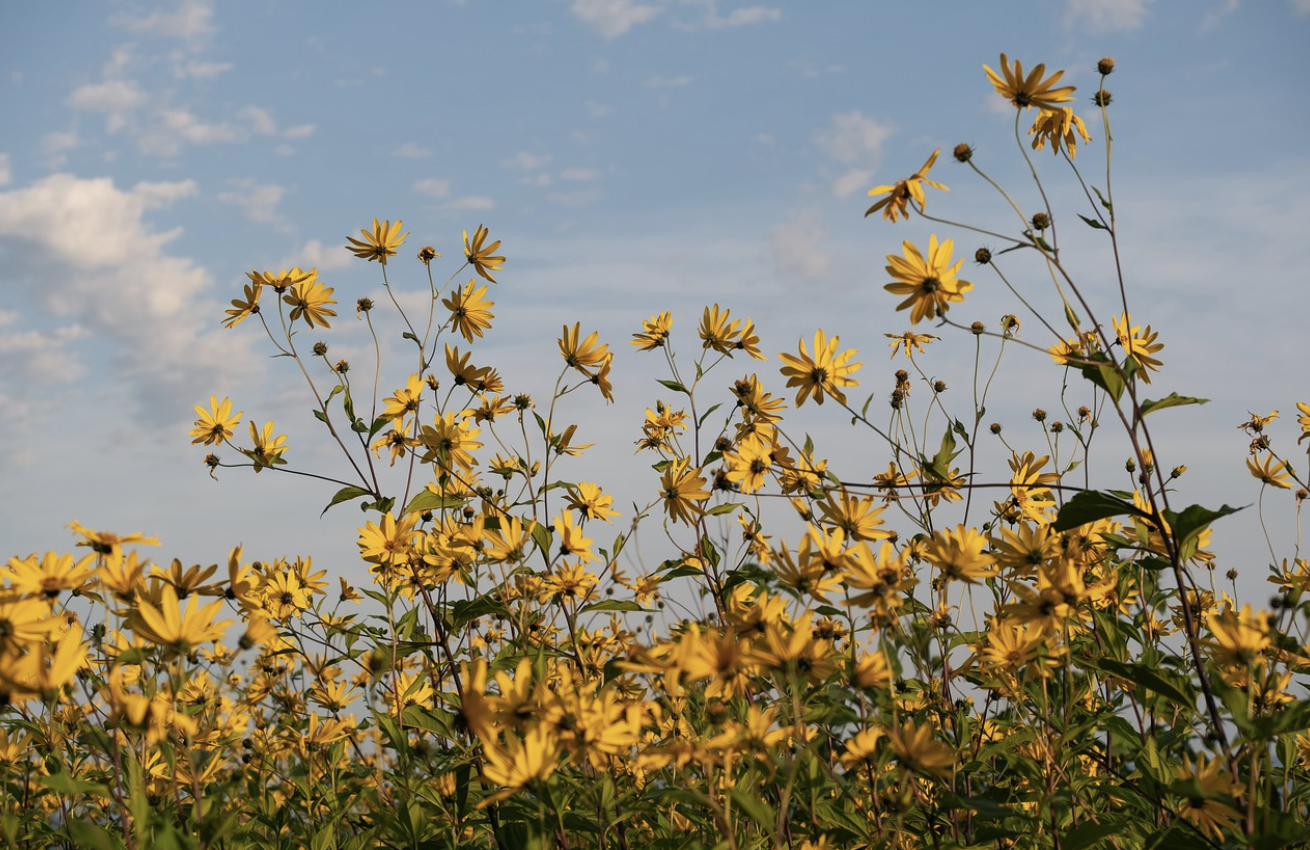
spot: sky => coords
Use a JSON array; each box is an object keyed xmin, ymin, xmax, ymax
[{"xmin": 2, "ymin": 0, "xmax": 1309, "ymax": 599}]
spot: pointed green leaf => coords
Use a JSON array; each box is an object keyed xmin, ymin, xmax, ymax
[
  {"xmin": 1077, "ymin": 214, "xmax": 1107, "ymax": 230},
  {"xmin": 1053, "ymin": 490, "xmax": 1148, "ymax": 532},
  {"xmin": 580, "ymin": 599, "xmax": 646, "ymax": 614},
  {"xmin": 1139, "ymin": 393, "xmax": 1209, "ymax": 417},
  {"xmin": 404, "ymin": 489, "xmax": 467, "ymax": 515},
  {"xmin": 656, "ymin": 378, "xmax": 688, "ymax": 395},
  {"xmin": 322, "ymin": 485, "xmax": 372, "ymax": 517}
]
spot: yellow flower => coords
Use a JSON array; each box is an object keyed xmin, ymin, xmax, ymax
[
  {"xmin": 223, "ymin": 279, "xmax": 262, "ymax": 328},
  {"xmin": 245, "ymin": 420, "xmax": 288, "ymax": 472},
  {"xmin": 418, "ymin": 411, "xmax": 482, "ymax": 472},
  {"xmin": 564, "ymin": 482, "xmax": 620, "ymax": 523},
  {"xmin": 1113, "ymin": 313, "xmax": 1164, "ymax": 382},
  {"xmin": 1173, "ymin": 753, "xmax": 1242, "ymax": 839},
  {"xmin": 778, "ymin": 329, "xmax": 861, "ymax": 407},
  {"xmin": 2, "ymin": 551, "xmax": 96, "ymax": 601},
  {"xmin": 698, "ymin": 304, "xmax": 742, "ymax": 354},
  {"xmin": 443, "ymin": 279, "xmax": 495, "ymax": 342},
  {"xmin": 383, "ymin": 373, "xmax": 424, "ymax": 424},
  {"xmin": 658, "ymin": 457, "xmax": 711, "ymax": 526},
  {"xmin": 190, "ymin": 395, "xmax": 242, "ymax": 446},
  {"xmin": 884, "ymin": 235, "xmax": 973, "ymax": 325},
  {"xmin": 67, "ymin": 521, "xmax": 160, "ymax": 557},
  {"xmin": 0, "ymin": 624, "xmax": 87, "ymax": 703},
  {"xmin": 283, "ymin": 272, "xmax": 337, "ymax": 329},
  {"xmin": 554, "ymin": 511, "xmax": 598, "ymax": 565},
  {"xmin": 631, "ymin": 311, "xmax": 673, "ymax": 350},
  {"xmin": 345, "ymin": 218, "xmax": 408, "ymax": 265},
  {"xmin": 1029, "ymin": 107, "xmax": 1091, "ymax": 157},
  {"xmin": 482, "ymin": 725, "xmax": 561, "ymax": 801},
  {"xmin": 463, "ymin": 224, "xmax": 505, "ymax": 284},
  {"xmin": 885, "ymin": 331, "xmax": 939, "ymax": 359},
  {"xmin": 723, "ymin": 434, "xmax": 774, "ymax": 495},
  {"xmin": 889, "ymin": 722, "xmax": 955, "ymax": 779},
  {"xmin": 1204, "ymin": 604, "xmax": 1272, "ymax": 668},
  {"xmin": 925, "ymin": 525, "xmax": 997, "ymax": 584},
  {"xmin": 129, "ymin": 583, "xmax": 233, "ymax": 656},
  {"xmin": 984, "ymin": 54, "xmax": 1076, "ymax": 110},
  {"xmin": 865, "ymin": 149, "xmax": 948, "ymax": 222},
  {"xmin": 1297, "ymin": 402, "xmax": 1310, "ymax": 444},
  {"xmin": 1247, "ymin": 454, "xmax": 1292, "ymax": 490},
  {"xmin": 559, "ymin": 323, "xmax": 610, "ymax": 370}
]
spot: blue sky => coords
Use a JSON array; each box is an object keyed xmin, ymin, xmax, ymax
[{"xmin": 2, "ymin": 0, "xmax": 1308, "ymax": 594}]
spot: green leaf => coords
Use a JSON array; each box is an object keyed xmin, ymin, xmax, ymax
[
  {"xmin": 1053, "ymin": 489, "xmax": 1147, "ymax": 532},
  {"xmin": 705, "ymin": 502, "xmax": 741, "ymax": 517},
  {"xmin": 1139, "ymin": 393, "xmax": 1209, "ymax": 417},
  {"xmin": 1064, "ymin": 303, "xmax": 1081, "ymax": 331},
  {"xmin": 656, "ymin": 379, "xmax": 688, "ymax": 395},
  {"xmin": 342, "ymin": 388, "xmax": 356, "ymax": 422},
  {"xmin": 1077, "ymin": 351, "xmax": 1126, "ymax": 402},
  {"xmin": 697, "ymin": 403, "xmax": 723, "ymax": 428},
  {"xmin": 1063, "ymin": 820, "xmax": 1123, "ymax": 850},
  {"xmin": 531, "ymin": 521, "xmax": 553, "ymax": 555},
  {"xmin": 401, "ymin": 331, "xmax": 419, "ymax": 343},
  {"xmin": 1162, "ymin": 503, "xmax": 1244, "ymax": 560},
  {"xmin": 367, "ymin": 415, "xmax": 391, "ymax": 438},
  {"xmin": 404, "ymin": 489, "xmax": 467, "ymax": 515},
  {"xmin": 1077, "ymin": 213, "xmax": 1107, "ymax": 230},
  {"xmin": 322, "ymin": 485, "xmax": 372, "ymax": 517},
  {"xmin": 1092, "ymin": 185, "xmax": 1113, "ymax": 214},
  {"xmin": 580, "ymin": 599, "xmax": 646, "ymax": 614},
  {"xmin": 312, "ymin": 409, "xmax": 328, "ymax": 423},
  {"xmin": 726, "ymin": 786, "xmax": 775, "ymax": 831},
  {"xmin": 1085, "ymin": 657, "xmax": 1195, "ymax": 709}
]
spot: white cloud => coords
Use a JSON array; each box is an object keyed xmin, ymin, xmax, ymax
[
  {"xmin": 239, "ymin": 106, "xmax": 277, "ymax": 136},
  {"xmin": 1291, "ymin": 0, "xmax": 1310, "ymax": 13},
  {"xmin": 445, "ymin": 196, "xmax": 496, "ymax": 211},
  {"xmin": 812, "ymin": 110, "xmax": 893, "ymax": 165},
  {"xmin": 114, "ymin": 0, "xmax": 216, "ymax": 40},
  {"xmin": 675, "ymin": 3, "xmax": 782, "ymax": 30},
  {"xmin": 830, "ymin": 168, "xmax": 874, "ymax": 199},
  {"xmin": 218, "ymin": 178, "xmax": 287, "ymax": 225},
  {"xmin": 788, "ymin": 60, "xmax": 845, "ymax": 79},
  {"xmin": 282, "ymin": 124, "xmax": 316, "ymax": 139},
  {"xmin": 523, "ymin": 173, "xmax": 554, "ymax": 187},
  {"xmin": 567, "ymin": 0, "xmax": 663, "ymax": 38},
  {"xmin": 1064, "ymin": 0, "xmax": 1154, "ymax": 32},
  {"xmin": 769, "ymin": 208, "xmax": 830, "ymax": 280},
  {"xmin": 503, "ymin": 151, "xmax": 553, "ymax": 170},
  {"xmin": 291, "ymin": 239, "xmax": 355, "ymax": 272},
  {"xmin": 0, "ymin": 154, "xmax": 9, "ymax": 187},
  {"xmin": 41, "ymin": 131, "xmax": 80, "ymax": 168},
  {"xmin": 179, "ymin": 59, "xmax": 233, "ymax": 79},
  {"xmin": 413, "ymin": 178, "xmax": 451, "ymax": 198},
  {"xmin": 560, "ymin": 168, "xmax": 600, "ymax": 182},
  {"xmin": 0, "ymin": 324, "xmax": 89, "ymax": 384},
  {"xmin": 0, "ymin": 174, "xmax": 258, "ymax": 420},
  {"xmin": 647, "ymin": 75, "xmax": 694, "ymax": 89},
  {"xmin": 67, "ymin": 79, "xmax": 148, "ymax": 132},
  {"xmin": 392, "ymin": 143, "xmax": 432, "ymax": 159}
]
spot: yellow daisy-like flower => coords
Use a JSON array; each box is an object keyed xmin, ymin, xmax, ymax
[
  {"xmin": 698, "ymin": 304, "xmax": 742, "ymax": 354},
  {"xmin": 889, "ymin": 722, "xmax": 955, "ymax": 778},
  {"xmin": 283, "ymin": 273, "xmax": 337, "ymax": 329},
  {"xmin": 223, "ymin": 279, "xmax": 262, "ymax": 328},
  {"xmin": 1247, "ymin": 454, "xmax": 1293, "ymax": 490},
  {"xmin": 924, "ymin": 524, "xmax": 997, "ymax": 584},
  {"xmin": 1112, "ymin": 313, "xmax": 1164, "ymax": 383},
  {"xmin": 129, "ymin": 583, "xmax": 233, "ymax": 657},
  {"xmin": 246, "ymin": 420, "xmax": 288, "ymax": 472},
  {"xmin": 482, "ymin": 725, "xmax": 561, "ymax": 801},
  {"xmin": 884, "ymin": 235, "xmax": 973, "ymax": 325},
  {"xmin": 2, "ymin": 551, "xmax": 97, "ymax": 601},
  {"xmin": 345, "ymin": 218, "xmax": 409, "ymax": 265},
  {"xmin": 463, "ymin": 224, "xmax": 505, "ymax": 284},
  {"xmin": 658, "ymin": 457, "xmax": 711, "ymax": 526},
  {"xmin": 778, "ymin": 330, "xmax": 861, "ymax": 407},
  {"xmin": 865, "ymin": 149, "xmax": 948, "ymax": 222},
  {"xmin": 631, "ymin": 311, "xmax": 673, "ymax": 350},
  {"xmin": 885, "ymin": 331, "xmax": 939, "ymax": 359},
  {"xmin": 1173, "ymin": 753, "xmax": 1242, "ymax": 840},
  {"xmin": 442, "ymin": 279, "xmax": 495, "ymax": 342},
  {"xmin": 559, "ymin": 323, "xmax": 610, "ymax": 370},
  {"xmin": 1029, "ymin": 107, "xmax": 1092, "ymax": 157},
  {"xmin": 984, "ymin": 54, "xmax": 1076, "ymax": 111},
  {"xmin": 190, "ymin": 395, "xmax": 242, "ymax": 446}
]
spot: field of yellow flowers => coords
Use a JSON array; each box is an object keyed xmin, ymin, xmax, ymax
[{"xmin": 2, "ymin": 55, "xmax": 1308, "ymax": 850}]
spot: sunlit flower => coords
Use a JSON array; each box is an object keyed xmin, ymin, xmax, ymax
[
  {"xmin": 778, "ymin": 330, "xmax": 861, "ymax": 407},
  {"xmin": 564, "ymin": 482, "xmax": 620, "ymax": 523},
  {"xmin": 283, "ymin": 272, "xmax": 336, "ymax": 328},
  {"xmin": 559, "ymin": 323, "xmax": 610, "ymax": 370},
  {"xmin": 984, "ymin": 54, "xmax": 1076, "ymax": 110},
  {"xmin": 190, "ymin": 395, "xmax": 242, "ymax": 446},
  {"xmin": 245, "ymin": 420, "xmax": 288, "ymax": 472},
  {"xmin": 885, "ymin": 331, "xmax": 939, "ymax": 359},
  {"xmin": 699, "ymin": 304, "xmax": 742, "ymax": 354},
  {"xmin": 463, "ymin": 224, "xmax": 505, "ymax": 283},
  {"xmin": 884, "ymin": 235, "xmax": 973, "ymax": 325},
  {"xmin": 223, "ymin": 279, "xmax": 262, "ymax": 328},
  {"xmin": 865, "ymin": 149, "xmax": 948, "ymax": 222},
  {"xmin": 1113, "ymin": 313, "xmax": 1164, "ymax": 383},
  {"xmin": 345, "ymin": 218, "xmax": 409, "ymax": 265},
  {"xmin": 1173, "ymin": 753, "xmax": 1242, "ymax": 839},
  {"xmin": 1029, "ymin": 107, "xmax": 1091, "ymax": 157},
  {"xmin": 632, "ymin": 311, "xmax": 673, "ymax": 350},
  {"xmin": 1247, "ymin": 454, "xmax": 1292, "ymax": 490},
  {"xmin": 658, "ymin": 457, "xmax": 711, "ymax": 526},
  {"xmin": 129, "ymin": 583, "xmax": 233, "ymax": 657},
  {"xmin": 443, "ymin": 279, "xmax": 495, "ymax": 342}
]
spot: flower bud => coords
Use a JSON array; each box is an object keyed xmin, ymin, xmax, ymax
[
  {"xmin": 1097, "ymin": 57, "xmax": 1115, "ymax": 75},
  {"xmin": 1093, "ymin": 89, "xmax": 1112, "ymax": 107},
  {"xmin": 953, "ymin": 143, "xmax": 974, "ymax": 163},
  {"xmin": 975, "ymin": 247, "xmax": 992, "ymax": 265},
  {"xmin": 1031, "ymin": 212, "xmax": 1051, "ymax": 231},
  {"xmin": 1032, "ymin": 408, "xmax": 1047, "ymax": 423}
]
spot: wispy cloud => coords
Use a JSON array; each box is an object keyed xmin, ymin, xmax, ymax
[
  {"xmin": 502, "ymin": 151, "xmax": 553, "ymax": 170},
  {"xmin": 0, "ymin": 174, "xmax": 259, "ymax": 423},
  {"xmin": 445, "ymin": 196, "xmax": 496, "ymax": 211},
  {"xmin": 392, "ymin": 142, "xmax": 432, "ymax": 159},
  {"xmin": 1064, "ymin": 0, "xmax": 1154, "ymax": 32},
  {"xmin": 0, "ymin": 153, "xmax": 9, "ymax": 187},
  {"xmin": 674, "ymin": 2, "xmax": 782, "ymax": 31},
  {"xmin": 113, "ymin": 0, "xmax": 216, "ymax": 40},
  {"xmin": 413, "ymin": 178, "xmax": 452, "ymax": 198},
  {"xmin": 218, "ymin": 178, "xmax": 289, "ymax": 226},
  {"xmin": 647, "ymin": 74, "xmax": 694, "ymax": 89},
  {"xmin": 769, "ymin": 208, "xmax": 829, "ymax": 280},
  {"xmin": 561, "ymin": 168, "xmax": 601, "ymax": 182},
  {"xmin": 812, "ymin": 110, "xmax": 894, "ymax": 198},
  {"xmin": 566, "ymin": 0, "xmax": 663, "ymax": 37}
]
